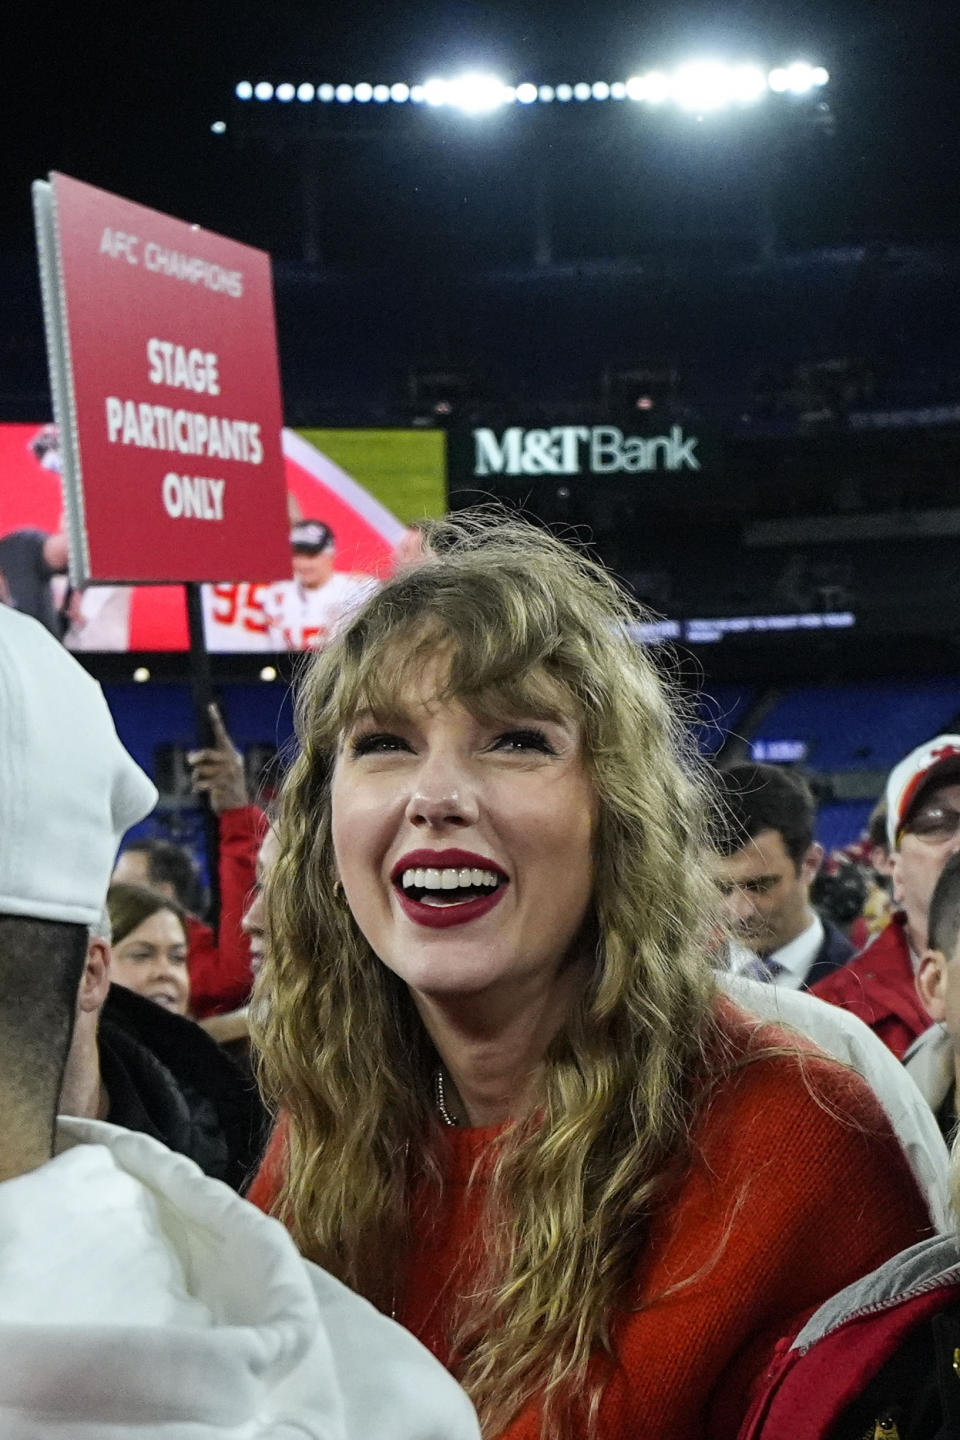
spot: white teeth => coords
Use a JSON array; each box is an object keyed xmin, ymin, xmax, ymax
[{"xmin": 399, "ymin": 865, "xmax": 503, "ymax": 893}]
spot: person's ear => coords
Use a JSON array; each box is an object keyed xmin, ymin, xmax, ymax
[
  {"xmin": 77, "ymin": 938, "xmax": 111, "ymax": 1015},
  {"xmin": 917, "ymin": 947, "xmax": 949, "ymax": 1022},
  {"xmin": 800, "ymin": 842, "xmax": 824, "ymax": 887}
]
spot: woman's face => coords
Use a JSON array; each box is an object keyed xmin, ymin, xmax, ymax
[
  {"xmin": 331, "ymin": 676, "xmax": 598, "ymax": 1006},
  {"xmin": 110, "ymin": 909, "xmax": 191, "ymax": 1015},
  {"xmin": 242, "ymin": 826, "xmax": 281, "ymax": 977}
]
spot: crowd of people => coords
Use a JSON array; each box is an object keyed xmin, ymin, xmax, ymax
[{"xmin": 5, "ymin": 512, "xmax": 960, "ymax": 1438}]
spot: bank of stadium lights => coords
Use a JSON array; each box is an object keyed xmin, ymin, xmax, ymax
[{"xmin": 234, "ymin": 61, "xmax": 829, "ymax": 113}]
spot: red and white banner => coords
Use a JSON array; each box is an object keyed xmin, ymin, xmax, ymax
[
  {"xmin": 0, "ymin": 424, "xmax": 415, "ymax": 651},
  {"xmin": 34, "ymin": 173, "xmax": 289, "ymax": 584}
]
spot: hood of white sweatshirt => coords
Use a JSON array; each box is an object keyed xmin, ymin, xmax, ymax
[{"xmin": 0, "ymin": 1117, "xmax": 479, "ymax": 1440}]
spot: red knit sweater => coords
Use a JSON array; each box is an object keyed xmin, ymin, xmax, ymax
[{"xmin": 248, "ymin": 1004, "xmax": 931, "ymax": 1439}]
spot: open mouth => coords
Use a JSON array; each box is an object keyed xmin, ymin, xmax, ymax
[
  {"xmin": 391, "ymin": 852, "xmax": 509, "ymax": 928},
  {"xmin": 399, "ymin": 865, "xmax": 505, "ymax": 907}
]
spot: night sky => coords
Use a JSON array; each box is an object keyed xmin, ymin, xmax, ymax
[{"xmin": 6, "ymin": 0, "xmax": 960, "ymax": 265}]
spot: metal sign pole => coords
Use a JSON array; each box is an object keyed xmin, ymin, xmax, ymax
[{"xmin": 185, "ymin": 581, "xmax": 221, "ymax": 929}]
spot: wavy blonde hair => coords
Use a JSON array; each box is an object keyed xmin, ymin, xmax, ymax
[{"xmin": 253, "ymin": 513, "xmax": 725, "ymax": 1437}]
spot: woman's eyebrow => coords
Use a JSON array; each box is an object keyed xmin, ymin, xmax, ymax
[{"xmin": 347, "ymin": 705, "xmax": 411, "ymax": 729}]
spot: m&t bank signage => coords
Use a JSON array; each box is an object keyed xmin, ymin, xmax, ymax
[{"xmin": 472, "ymin": 424, "xmax": 703, "ymax": 477}]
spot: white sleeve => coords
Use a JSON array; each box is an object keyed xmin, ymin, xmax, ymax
[
  {"xmin": 721, "ymin": 972, "xmax": 953, "ymax": 1233},
  {"xmin": 299, "ymin": 1264, "xmax": 481, "ymax": 1440}
]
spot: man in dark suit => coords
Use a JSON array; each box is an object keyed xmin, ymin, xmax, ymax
[{"xmin": 711, "ymin": 762, "xmax": 854, "ymax": 991}]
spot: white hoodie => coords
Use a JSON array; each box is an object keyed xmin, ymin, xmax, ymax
[{"xmin": 0, "ymin": 1116, "xmax": 480, "ymax": 1440}]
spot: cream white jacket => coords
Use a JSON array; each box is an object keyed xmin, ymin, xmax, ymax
[
  {"xmin": 0, "ymin": 1116, "xmax": 480, "ymax": 1440},
  {"xmin": 722, "ymin": 973, "xmax": 952, "ymax": 1232}
]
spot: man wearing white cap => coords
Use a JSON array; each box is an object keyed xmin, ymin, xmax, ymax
[
  {"xmin": 812, "ymin": 735, "xmax": 960, "ymax": 1059},
  {"xmin": 0, "ymin": 603, "xmax": 479, "ymax": 1439}
]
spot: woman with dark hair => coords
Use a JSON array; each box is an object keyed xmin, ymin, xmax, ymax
[
  {"xmin": 249, "ymin": 514, "xmax": 931, "ymax": 1439},
  {"xmin": 107, "ymin": 882, "xmax": 191, "ymax": 1016}
]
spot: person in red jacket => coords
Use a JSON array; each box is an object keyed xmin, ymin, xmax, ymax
[
  {"xmin": 741, "ymin": 849, "xmax": 960, "ymax": 1440},
  {"xmin": 812, "ymin": 735, "xmax": 960, "ymax": 1058},
  {"xmin": 247, "ymin": 514, "xmax": 933, "ymax": 1440},
  {"xmin": 112, "ymin": 704, "xmax": 266, "ymax": 1018}
]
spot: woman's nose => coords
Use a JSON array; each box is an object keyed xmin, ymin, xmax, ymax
[
  {"xmin": 404, "ymin": 752, "xmax": 480, "ymax": 829},
  {"xmin": 153, "ymin": 950, "xmax": 178, "ymax": 977},
  {"xmin": 242, "ymin": 890, "xmax": 264, "ymax": 937}
]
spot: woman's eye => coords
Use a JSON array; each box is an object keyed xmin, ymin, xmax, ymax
[
  {"xmin": 349, "ymin": 731, "xmax": 410, "ymax": 756},
  {"xmin": 492, "ymin": 727, "xmax": 556, "ymax": 754}
]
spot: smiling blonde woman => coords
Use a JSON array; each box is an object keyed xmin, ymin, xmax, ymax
[{"xmin": 249, "ymin": 513, "xmax": 931, "ymax": 1440}]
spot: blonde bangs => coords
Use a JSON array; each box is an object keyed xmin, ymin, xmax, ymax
[{"xmin": 316, "ymin": 546, "xmax": 605, "ymax": 746}]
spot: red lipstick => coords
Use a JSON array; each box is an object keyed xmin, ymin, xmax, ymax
[
  {"xmin": 390, "ymin": 848, "xmax": 508, "ymax": 882},
  {"xmin": 396, "ymin": 887, "xmax": 507, "ymax": 929},
  {"xmin": 391, "ymin": 848, "xmax": 509, "ymax": 929}
]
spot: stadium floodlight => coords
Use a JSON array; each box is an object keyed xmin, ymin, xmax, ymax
[
  {"xmin": 448, "ymin": 73, "xmax": 510, "ymax": 111},
  {"xmin": 626, "ymin": 72, "xmax": 670, "ymax": 103},
  {"xmin": 235, "ymin": 61, "xmax": 831, "ymax": 115},
  {"xmin": 672, "ymin": 61, "xmax": 737, "ymax": 111},
  {"xmin": 730, "ymin": 64, "xmax": 767, "ymax": 104},
  {"xmin": 785, "ymin": 61, "xmax": 817, "ymax": 94},
  {"xmin": 645, "ymin": 71, "xmax": 671, "ymax": 104},
  {"xmin": 211, "ymin": 120, "xmax": 227, "ymax": 134},
  {"xmin": 423, "ymin": 77, "xmax": 448, "ymax": 106}
]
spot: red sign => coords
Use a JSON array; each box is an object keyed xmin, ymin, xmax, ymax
[
  {"xmin": 0, "ymin": 423, "xmax": 416, "ymax": 651},
  {"xmin": 35, "ymin": 173, "xmax": 289, "ymax": 583}
]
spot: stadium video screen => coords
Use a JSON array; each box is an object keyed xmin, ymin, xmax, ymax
[{"xmin": 0, "ymin": 422, "xmax": 446, "ymax": 652}]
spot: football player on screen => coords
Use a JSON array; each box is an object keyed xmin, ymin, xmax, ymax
[{"xmin": 262, "ymin": 520, "xmax": 377, "ymax": 651}]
